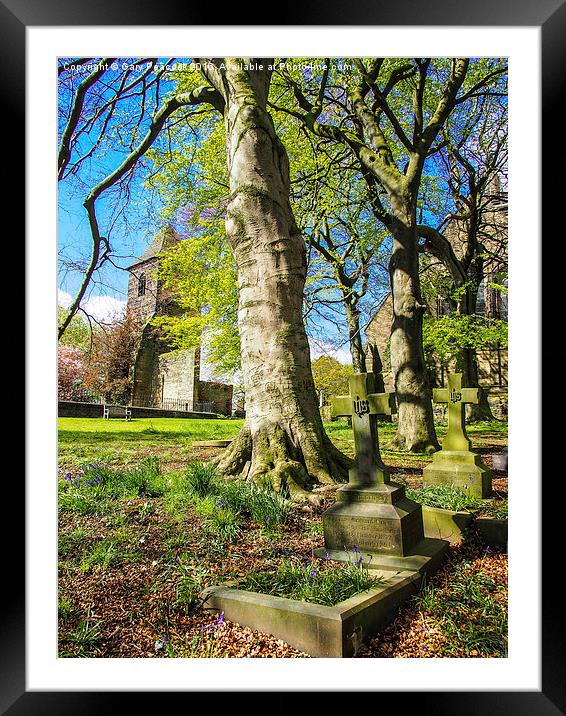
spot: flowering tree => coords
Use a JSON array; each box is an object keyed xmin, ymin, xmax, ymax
[{"xmin": 58, "ymin": 344, "xmax": 87, "ymax": 400}]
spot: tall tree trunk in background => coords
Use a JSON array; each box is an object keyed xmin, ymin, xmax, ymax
[
  {"xmin": 343, "ymin": 298, "xmax": 366, "ymax": 373},
  {"xmin": 419, "ymin": 223, "xmax": 497, "ymax": 421},
  {"xmin": 458, "ymin": 278, "xmax": 496, "ymax": 421},
  {"xmin": 200, "ymin": 60, "xmax": 350, "ymax": 500},
  {"xmin": 286, "ymin": 57, "xmax": 475, "ymax": 452},
  {"xmin": 389, "ymin": 208, "xmax": 439, "ymax": 453}
]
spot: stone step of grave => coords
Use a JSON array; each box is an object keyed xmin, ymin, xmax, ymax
[
  {"xmin": 191, "ymin": 440, "xmax": 233, "ymax": 448},
  {"xmin": 320, "ymin": 475, "xmax": 428, "ymax": 560},
  {"xmin": 321, "ymin": 499, "xmax": 426, "ymax": 555},
  {"xmin": 313, "ymin": 537, "xmax": 448, "ymax": 578},
  {"xmin": 335, "ymin": 480, "xmax": 406, "ymax": 504},
  {"xmin": 422, "ymin": 450, "xmax": 492, "ymax": 498}
]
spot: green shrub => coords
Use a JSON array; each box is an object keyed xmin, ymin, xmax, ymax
[
  {"xmin": 58, "ymin": 490, "xmax": 113, "ymax": 516},
  {"xmin": 78, "ymin": 534, "xmax": 138, "ymax": 572},
  {"xmin": 60, "ymin": 606, "xmax": 101, "ymax": 657},
  {"xmin": 214, "ymin": 479, "xmax": 291, "ymax": 529},
  {"xmin": 192, "ymin": 495, "xmax": 218, "ymax": 517},
  {"xmin": 103, "ymin": 456, "xmax": 164, "ymax": 498},
  {"xmin": 79, "ymin": 540, "xmax": 120, "ymax": 572},
  {"xmin": 59, "ymin": 457, "xmax": 165, "ymax": 505},
  {"xmin": 174, "ymin": 563, "xmax": 210, "ymax": 613},
  {"xmin": 203, "ymin": 507, "xmax": 241, "ymax": 543},
  {"xmin": 185, "ymin": 462, "xmax": 219, "ymax": 498}
]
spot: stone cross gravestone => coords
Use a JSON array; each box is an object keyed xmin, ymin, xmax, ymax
[
  {"xmin": 313, "ymin": 372, "xmax": 447, "ymax": 574},
  {"xmin": 331, "ymin": 372, "xmax": 396, "ymax": 486},
  {"xmin": 433, "ymin": 373, "xmax": 478, "ymax": 451},
  {"xmin": 423, "ymin": 373, "xmax": 492, "ymax": 498}
]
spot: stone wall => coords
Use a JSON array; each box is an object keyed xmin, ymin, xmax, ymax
[
  {"xmin": 430, "ymin": 348, "xmax": 508, "ymax": 389},
  {"xmin": 365, "ymin": 295, "xmax": 393, "ymax": 361},
  {"xmin": 131, "ymin": 324, "xmax": 163, "ymax": 406},
  {"xmin": 127, "ymin": 260, "xmax": 159, "ymax": 323},
  {"xmin": 58, "ymin": 401, "xmax": 218, "ymax": 419},
  {"xmin": 157, "ymin": 350, "xmax": 199, "ymax": 404},
  {"xmin": 198, "ymin": 381, "xmax": 233, "ymax": 416}
]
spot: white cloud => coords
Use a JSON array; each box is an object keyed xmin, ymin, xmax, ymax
[
  {"xmin": 83, "ymin": 295, "xmax": 127, "ymax": 323},
  {"xmin": 57, "ymin": 291, "xmax": 126, "ymax": 323},
  {"xmin": 308, "ymin": 338, "xmax": 352, "ymax": 365},
  {"xmin": 57, "ymin": 290, "xmax": 72, "ymax": 309}
]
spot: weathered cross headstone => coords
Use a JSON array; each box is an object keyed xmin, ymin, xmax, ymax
[
  {"xmin": 331, "ymin": 372, "xmax": 396, "ymax": 486},
  {"xmin": 422, "ymin": 373, "xmax": 492, "ymax": 498},
  {"xmin": 314, "ymin": 372, "xmax": 447, "ymax": 574},
  {"xmin": 433, "ymin": 373, "xmax": 478, "ymax": 451}
]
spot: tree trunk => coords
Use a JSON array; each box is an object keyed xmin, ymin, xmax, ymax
[
  {"xmin": 457, "ymin": 280, "xmax": 496, "ymax": 421},
  {"xmin": 367, "ymin": 342, "xmax": 392, "ymax": 422},
  {"xmin": 206, "ymin": 62, "xmax": 350, "ymax": 500},
  {"xmin": 389, "ymin": 216, "xmax": 439, "ymax": 452},
  {"xmin": 344, "ymin": 299, "xmax": 366, "ymax": 372}
]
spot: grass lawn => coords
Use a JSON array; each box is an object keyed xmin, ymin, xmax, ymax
[
  {"xmin": 58, "ymin": 416, "xmax": 508, "ymax": 659},
  {"xmin": 58, "ymin": 417, "xmax": 245, "ymax": 471},
  {"xmin": 58, "ymin": 416, "xmax": 507, "ymax": 472}
]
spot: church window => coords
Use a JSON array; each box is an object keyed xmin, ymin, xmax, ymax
[{"xmin": 138, "ymin": 273, "xmax": 146, "ymax": 296}]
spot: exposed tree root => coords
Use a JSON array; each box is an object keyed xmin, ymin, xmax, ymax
[
  {"xmin": 466, "ymin": 392, "xmax": 496, "ymax": 422},
  {"xmin": 211, "ymin": 420, "xmax": 352, "ymax": 503},
  {"xmin": 391, "ymin": 433, "xmax": 439, "ymax": 455},
  {"xmin": 211, "ymin": 426, "xmax": 253, "ymax": 477}
]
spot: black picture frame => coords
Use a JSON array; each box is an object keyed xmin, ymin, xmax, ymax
[{"xmin": 12, "ymin": 1, "xmax": 553, "ymax": 712}]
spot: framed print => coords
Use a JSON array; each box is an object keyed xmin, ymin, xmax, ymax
[{"xmin": 11, "ymin": 0, "xmax": 554, "ymax": 712}]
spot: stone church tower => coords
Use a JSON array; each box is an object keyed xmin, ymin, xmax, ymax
[
  {"xmin": 126, "ymin": 228, "xmax": 233, "ymax": 415},
  {"xmin": 127, "ymin": 227, "xmax": 200, "ymax": 409}
]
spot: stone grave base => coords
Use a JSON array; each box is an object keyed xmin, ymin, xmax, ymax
[
  {"xmin": 191, "ymin": 440, "xmax": 232, "ymax": 448},
  {"xmin": 201, "ymin": 569, "xmax": 420, "ymax": 658},
  {"xmin": 322, "ymin": 482, "xmax": 424, "ymax": 551},
  {"xmin": 422, "ymin": 450, "xmax": 492, "ymax": 498},
  {"xmin": 475, "ymin": 517, "xmax": 508, "ymax": 548},
  {"xmin": 421, "ymin": 505, "xmax": 474, "ymax": 543},
  {"xmin": 313, "ymin": 536, "xmax": 448, "ymax": 576}
]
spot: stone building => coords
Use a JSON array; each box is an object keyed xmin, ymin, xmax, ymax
[
  {"xmin": 365, "ymin": 176, "xmax": 508, "ymax": 396},
  {"xmin": 127, "ymin": 228, "xmax": 233, "ymax": 416}
]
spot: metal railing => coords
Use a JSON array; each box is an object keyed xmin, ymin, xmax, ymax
[
  {"xmin": 129, "ymin": 393, "xmax": 215, "ymax": 412},
  {"xmin": 58, "ymin": 388, "xmax": 104, "ymax": 404}
]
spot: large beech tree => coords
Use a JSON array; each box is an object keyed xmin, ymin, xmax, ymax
[
  {"xmin": 193, "ymin": 58, "xmax": 351, "ymax": 499},
  {"xmin": 57, "ymin": 57, "xmax": 351, "ymax": 500}
]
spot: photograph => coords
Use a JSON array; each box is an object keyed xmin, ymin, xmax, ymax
[
  {"xmin": 56, "ymin": 55, "xmax": 510, "ymax": 662},
  {"xmin": 14, "ymin": 10, "xmax": 553, "ymax": 711}
]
